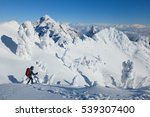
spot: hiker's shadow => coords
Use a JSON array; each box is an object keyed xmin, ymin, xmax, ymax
[{"xmin": 8, "ymin": 75, "xmax": 21, "ymax": 84}]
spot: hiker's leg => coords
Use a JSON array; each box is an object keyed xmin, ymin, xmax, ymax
[
  {"xmin": 27, "ymin": 79, "xmax": 30, "ymax": 84},
  {"xmin": 31, "ymin": 78, "xmax": 33, "ymax": 84}
]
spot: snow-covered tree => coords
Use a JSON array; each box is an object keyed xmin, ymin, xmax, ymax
[
  {"xmin": 16, "ymin": 25, "xmax": 31, "ymax": 59},
  {"xmin": 43, "ymin": 74, "xmax": 55, "ymax": 85},
  {"xmin": 16, "ymin": 21, "xmax": 37, "ymax": 59},
  {"xmin": 23, "ymin": 21, "xmax": 35, "ymax": 39},
  {"xmin": 40, "ymin": 30, "xmax": 54, "ymax": 50},
  {"xmin": 121, "ymin": 60, "xmax": 134, "ymax": 88}
]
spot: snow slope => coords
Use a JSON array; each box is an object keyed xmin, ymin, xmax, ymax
[
  {"xmin": 0, "ymin": 84, "xmax": 150, "ymax": 100},
  {"xmin": 0, "ymin": 15, "xmax": 150, "ymax": 99}
]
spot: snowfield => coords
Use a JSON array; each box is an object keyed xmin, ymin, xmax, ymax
[
  {"xmin": 0, "ymin": 15, "xmax": 150, "ymax": 100},
  {"xmin": 0, "ymin": 84, "xmax": 150, "ymax": 100}
]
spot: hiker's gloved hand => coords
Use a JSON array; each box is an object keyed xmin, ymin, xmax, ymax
[{"xmin": 36, "ymin": 72, "xmax": 38, "ymax": 75}]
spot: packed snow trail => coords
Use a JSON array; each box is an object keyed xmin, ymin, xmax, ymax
[{"xmin": 0, "ymin": 83, "xmax": 150, "ymax": 100}]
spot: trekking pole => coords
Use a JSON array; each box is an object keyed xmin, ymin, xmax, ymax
[{"xmin": 34, "ymin": 75, "xmax": 40, "ymax": 84}]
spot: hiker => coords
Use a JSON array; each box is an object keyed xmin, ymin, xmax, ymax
[{"xmin": 25, "ymin": 66, "xmax": 38, "ymax": 84}]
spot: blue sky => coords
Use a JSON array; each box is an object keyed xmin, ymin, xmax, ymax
[{"xmin": 0, "ymin": 0, "xmax": 150, "ymax": 25}]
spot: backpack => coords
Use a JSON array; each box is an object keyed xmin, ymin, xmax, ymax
[{"xmin": 25, "ymin": 68, "xmax": 31, "ymax": 77}]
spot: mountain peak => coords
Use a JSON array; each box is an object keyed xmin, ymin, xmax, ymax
[
  {"xmin": 39, "ymin": 15, "xmax": 56, "ymax": 24},
  {"xmin": 43, "ymin": 14, "xmax": 50, "ymax": 19}
]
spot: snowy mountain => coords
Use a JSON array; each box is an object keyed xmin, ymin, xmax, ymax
[
  {"xmin": 0, "ymin": 15, "xmax": 150, "ymax": 99},
  {"xmin": 34, "ymin": 15, "xmax": 80, "ymax": 47}
]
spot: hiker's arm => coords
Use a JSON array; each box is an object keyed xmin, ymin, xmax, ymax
[{"xmin": 31, "ymin": 71, "xmax": 38, "ymax": 75}]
